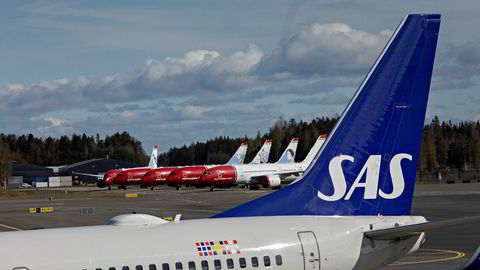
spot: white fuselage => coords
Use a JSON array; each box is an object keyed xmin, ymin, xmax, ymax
[
  {"xmin": 234, "ymin": 162, "xmax": 307, "ymax": 184},
  {"xmin": 0, "ymin": 215, "xmax": 425, "ymax": 270}
]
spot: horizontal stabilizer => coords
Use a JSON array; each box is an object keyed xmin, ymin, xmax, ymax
[
  {"xmin": 365, "ymin": 215, "xmax": 480, "ymax": 240},
  {"xmin": 460, "ymin": 245, "xmax": 480, "ymax": 270}
]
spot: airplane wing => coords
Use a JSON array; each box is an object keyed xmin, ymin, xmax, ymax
[
  {"xmin": 459, "ymin": 245, "xmax": 480, "ymax": 270},
  {"xmin": 71, "ymin": 171, "xmax": 104, "ymax": 180},
  {"xmin": 364, "ymin": 215, "xmax": 480, "ymax": 240}
]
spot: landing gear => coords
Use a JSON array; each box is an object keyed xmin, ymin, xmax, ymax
[
  {"xmin": 108, "ymin": 186, "xmax": 112, "ymax": 190},
  {"xmin": 210, "ymin": 186, "xmax": 214, "ymax": 192},
  {"xmin": 176, "ymin": 186, "xmax": 180, "ymax": 191},
  {"xmin": 150, "ymin": 186, "xmax": 154, "ymax": 191}
]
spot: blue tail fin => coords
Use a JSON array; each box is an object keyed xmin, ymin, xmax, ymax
[
  {"xmin": 276, "ymin": 138, "xmax": 299, "ymax": 164},
  {"xmin": 226, "ymin": 142, "xmax": 248, "ymax": 165},
  {"xmin": 214, "ymin": 14, "xmax": 441, "ymax": 218}
]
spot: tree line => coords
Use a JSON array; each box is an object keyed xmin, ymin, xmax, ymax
[
  {"xmin": 1, "ymin": 115, "xmax": 480, "ymax": 180},
  {"xmin": 419, "ymin": 116, "xmax": 480, "ymax": 177},
  {"xmin": 0, "ymin": 132, "xmax": 148, "ymax": 166},
  {"xmin": 160, "ymin": 115, "xmax": 480, "ymax": 178},
  {"xmin": 157, "ymin": 117, "xmax": 337, "ymax": 166}
]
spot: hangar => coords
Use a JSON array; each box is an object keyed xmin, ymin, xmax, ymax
[
  {"xmin": 10, "ymin": 163, "xmax": 54, "ymax": 187},
  {"xmin": 9, "ymin": 158, "xmax": 137, "ymax": 187},
  {"xmin": 58, "ymin": 158, "xmax": 137, "ymax": 184}
]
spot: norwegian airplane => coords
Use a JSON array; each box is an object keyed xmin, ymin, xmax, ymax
[
  {"xmin": 141, "ymin": 139, "xmax": 271, "ymax": 190},
  {"xmin": 139, "ymin": 142, "xmax": 249, "ymax": 190},
  {"xmin": 73, "ymin": 145, "xmax": 159, "ymax": 190},
  {"xmin": 200, "ymin": 135, "xmax": 325, "ymax": 189},
  {"xmin": 166, "ymin": 138, "xmax": 298, "ymax": 189},
  {"xmin": 3, "ymin": 13, "xmax": 480, "ymax": 270}
]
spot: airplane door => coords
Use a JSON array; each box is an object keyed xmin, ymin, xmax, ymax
[{"xmin": 298, "ymin": 231, "xmax": 321, "ymax": 270}]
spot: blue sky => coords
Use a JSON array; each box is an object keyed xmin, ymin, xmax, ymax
[{"xmin": 1, "ymin": 0, "xmax": 480, "ymax": 153}]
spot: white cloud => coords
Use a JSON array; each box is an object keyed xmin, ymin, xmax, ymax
[
  {"xmin": 433, "ymin": 40, "xmax": 480, "ymax": 91},
  {"xmin": 7, "ymin": 17, "xmax": 478, "ymax": 150},
  {"xmin": 258, "ymin": 23, "xmax": 391, "ymax": 76}
]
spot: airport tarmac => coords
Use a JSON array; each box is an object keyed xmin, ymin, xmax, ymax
[{"xmin": 0, "ymin": 183, "xmax": 479, "ymax": 270}]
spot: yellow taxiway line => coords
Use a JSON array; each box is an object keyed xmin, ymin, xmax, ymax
[{"xmin": 390, "ymin": 248, "xmax": 465, "ymax": 266}]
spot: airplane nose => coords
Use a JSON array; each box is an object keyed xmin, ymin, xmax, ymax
[
  {"xmin": 104, "ymin": 175, "xmax": 114, "ymax": 185},
  {"xmin": 113, "ymin": 174, "xmax": 126, "ymax": 185}
]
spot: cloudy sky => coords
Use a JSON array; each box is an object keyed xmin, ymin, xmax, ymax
[{"xmin": 1, "ymin": 0, "xmax": 479, "ymax": 152}]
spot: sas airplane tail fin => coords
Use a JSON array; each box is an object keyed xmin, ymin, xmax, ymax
[
  {"xmin": 148, "ymin": 145, "xmax": 159, "ymax": 168},
  {"xmin": 250, "ymin": 140, "xmax": 272, "ymax": 164},
  {"xmin": 276, "ymin": 138, "xmax": 299, "ymax": 164},
  {"xmin": 215, "ymin": 14, "xmax": 440, "ymax": 218},
  {"xmin": 226, "ymin": 142, "xmax": 248, "ymax": 165}
]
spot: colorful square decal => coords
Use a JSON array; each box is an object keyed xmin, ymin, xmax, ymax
[{"xmin": 195, "ymin": 240, "xmax": 240, "ymax": 256}]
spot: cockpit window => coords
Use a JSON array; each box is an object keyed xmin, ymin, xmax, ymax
[{"xmin": 204, "ymin": 172, "xmax": 212, "ymax": 176}]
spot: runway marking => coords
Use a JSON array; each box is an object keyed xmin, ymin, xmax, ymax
[
  {"xmin": 0, "ymin": 223, "xmax": 22, "ymax": 231},
  {"xmin": 178, "ymin": 199, "xmax": 203, "ymax": 204},
  {"xmin": 390, "ymin": 248, "xmax": 465, "ymax": 266}
]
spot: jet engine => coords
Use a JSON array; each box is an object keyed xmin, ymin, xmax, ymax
[{"xmin": 259, "ymin": 174, "xmax": 281, "ymax": 188}]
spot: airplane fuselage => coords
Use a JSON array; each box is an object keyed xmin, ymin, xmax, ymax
[
  {"xmin": 200, "ymin": 162, "xmax": 307, "ymax": 187},
  {"xmin": 0, "ymin": 215, "xmax": 425, "ymax": 270}
]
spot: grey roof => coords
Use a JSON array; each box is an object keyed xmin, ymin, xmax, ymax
[{"xmin": 59, "ymin": 158, "xmax": 104, "ymax": 170}]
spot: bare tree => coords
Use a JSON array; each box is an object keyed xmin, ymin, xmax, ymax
[{"xmin": 0, "ymin": 140, "xmax": 13, "ymax": 190}]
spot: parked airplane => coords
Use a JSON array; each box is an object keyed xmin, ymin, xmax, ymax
[
  {"xmin": 3, "ymin": 14, "xmax": 479, "ymax": 270},
  {"xmin": 166, "ymin": 138, "xmax": 298, "ymax": 189},
  {"xmin": 130, "ymin": 142, "xmax": 248, "ymax": 190},
  {"xmin": 73, "ymin": 145, "xmax": 159, "ymax": 189},
  {"xmin": 200, "ymin": 135, "xmax": 325, "ymax": 189},
  {"xmin": 141, "ymin": 140, "xmax": 272, "ymax": 190}
]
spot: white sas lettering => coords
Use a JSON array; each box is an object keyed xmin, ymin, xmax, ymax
[
  {"xmin": 317, "ymin": 155, "xmax": 352, "ymax": 201},
  {"xmin": 317, "ymin": 153, "xmax": 412, "ymax": 201},
  {"xmin": 344, "ymin": 155, "xmax": 381, "ymax": 200},
  {"xmin": 379, "ymin": 153, "xmax": 411, "ymax": 199}
]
